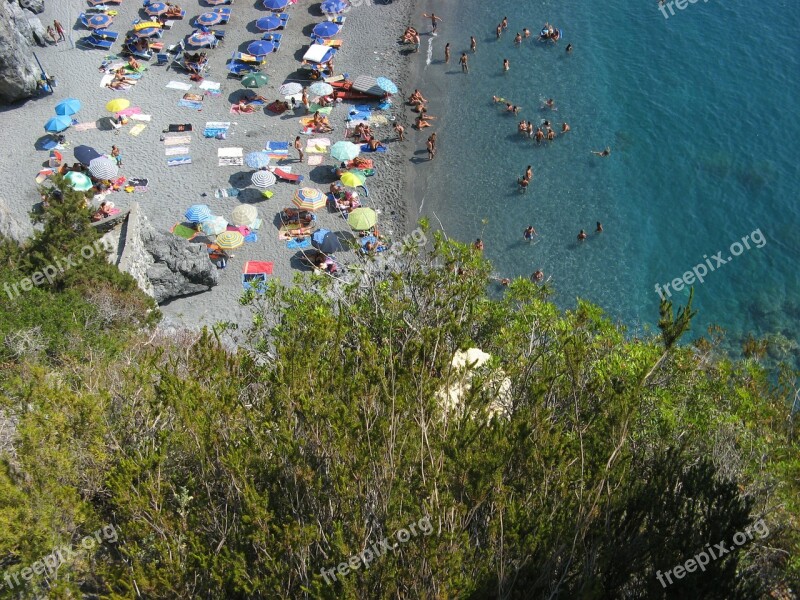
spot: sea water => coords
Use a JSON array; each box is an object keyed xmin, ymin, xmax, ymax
[{"xmin": 411, "ymin": 0, "xmax": 800, "ymax": 363}]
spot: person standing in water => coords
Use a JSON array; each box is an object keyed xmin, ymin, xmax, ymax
[
  {"xmin": 426, "ymin": 136, "xmax": 436, "ymax": 160},
  {"xmin": 496, "ymin": 24, "xmax": 502, "ymax": 39},
  {"xmin": 444, "ymin": 42, "xmax": 450, "ymax": 63},
  {"xmin": 501, "ymin": 16, "xmax": 508, "ymax": 30},
  {"xmin": 470, "ymin": 36, "xmax": 477, "ymax": 52},
  {"xmin": 422, "ymin": 13, "xmax": 442, "ymax": 34},
  {"xmin": 578, "ymin": 230, "xmax": 588, "ymax": 241},
  {"xmin": 596, "ymin": 222, "xmax": 603, "ymax": 233},
  {"xmin": 514, "ymin": 32, "xmax": 522, "ymax": 45},
  {"xmin": 460, "ymin": 52, "xmax": 469, "ymax": 73},
  {"xmin": 524, "ymin": 225, "xmax": 537, "ymax": 241},
  {"xmin": 503, "ymin": 58, "xmax": 509, "ymax": 72}
]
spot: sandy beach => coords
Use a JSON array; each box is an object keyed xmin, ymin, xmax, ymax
[{"xmin": 0, "ymin": 0, "xmax": 420, "ymax": 331}]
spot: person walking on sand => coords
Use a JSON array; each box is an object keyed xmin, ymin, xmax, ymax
[
  {"xmin": 301, "ymin": 88, "xmax": 310, "ymax": 113},
  {"xmin": 294, "ymin": 136, "xmax": 304, "ymax": 162},
  {"xmin": 444, "ymin": 42, "xmax": 450, "ymax": 63},
  {"xmin": 394, "ymin": 122, "xmax": 405, "ymax": 141},
  {"xmin": 426, "ymin": 136, "xmax": 436, "ymax": 160},
  {"xmin": 470, "ymin": 36, "xmax": 477, "ymax": 52},
  {"xmin": 110, "ymin": 145, "xmax": 122, "ymax": 167},
  {"xmin": 422, "ymin": 13, "xmax": 442, "ymax": 34},
  {"xmin": 460, "ymin": 52, "xmax": 469, "ymax": 73},
  {"xmin": 54, "ymin": 20, "xmax": 65, "ymax": 42},
  {"xmin": 46, "ymin": 25, "xmax": 57, "ymax": 44}
]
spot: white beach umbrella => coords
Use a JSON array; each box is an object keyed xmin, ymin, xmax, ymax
[
  {"xmin": 279, "ymin": 82, "xmax": 303, "ymax": 96},
  {"xmin": 87, "ymin": 157, "xmax": 119, "ymax": 180},
  {"xmin": 251, "ymin": 169, "xmax": 276, "ymax": 189}
]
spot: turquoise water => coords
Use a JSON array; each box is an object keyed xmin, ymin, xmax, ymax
[{"xmin": 412, "ymin": 0, "xmax": 800, "ymax": 361}]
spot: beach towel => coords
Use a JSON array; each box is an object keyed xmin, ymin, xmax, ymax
[
  {"xmin": 360, "ymin": 144, "xmax": 387, "ymax": 153},
  {"xmin": 244, "ymin": 261, "xmax": 273, "ymax": 275},
  {"xmin": 163, "ymin": 135, "xmax": 192, "ymax": 146},
  {"xmin": 198, "ymin": 80, "xmax": 221, "ymax": 90},
  {"xmin": 214, "ymin": 187, "xmax": 240, "ymax": 199},
  {"xmin": 129, "ymin": 124, "xmax": 146, "ymax": 136},
  {"xmin": 231, "ymin": 104, "xmax": 258, "ymax": 115},
  {"xmin": 307, "ymin": 155, "xmax": 323, "ymax": 166},
  {"xmin": 227, "ymin": 225, "xmax": 251, "ymax": 236},
  {"xmin": 308, "ymin": 104, "xmax": 333, "ymax": 115},
  {"xmin": 306, "ymin": 137, "xmax": 331, "ymax": 149},
  {"xmin": 266, "ymin": 101, "xmax": 288, "ymax": 114},
  {"xmin": 129, "ymin": 177, "xmax": 148, "ymax": 192},
  {"xmin": 165, "ymin": 146, "xmax": 190, "ymax": 156},
  {"xmin": 369, "ymin": 115, "xmax": 390, "ymax": 126},
  {"xmin": 218, "ymin": 147, "xmax": 243, "ymax": 166},
  {"xmin": 244, "ymin": 232, "xmax": 258, "ymax": 243},
  {"xmin": 178, "ymin": 100, "xmax": 203, "ymax": 110},
  {"xmin": 265, "ymin": 141, "xmax": 289, "ymax": 152},
  {"xmin": 117, "ymin": 107, "xmax": 142, "ymax": 117},
  {"xmin": 129, "ymin": 114, "xmax": 152, "ymax": 122},
  {"xmin": 99, "ymin": 73, "xmax": 114, "ymax": 88},
  {"xmin": 166, "ymin": 80, "xmax": 193, "ymax": 91},
  {"xmin": 286, "ymin": 237, "xmax": 311, "ymax": 249},
  {"xmin": 166, "ymin": 124, "xmax": 193, "ymax": 132},
  {"xmin": 171, "ymin": 223, "xmax": 197, "ymax": 239},
  {"xmin": 183, "ymin": 92, "xmax": 204, "ymax": 102},
  {"xmin": 250, "ymin": 218, "xmax": 262, "ymax": 231},
  {"xmin": 167, "ymin": 156, "xmax": 192, "ymax": 166},
  {"xmin": 74, "ymin": 122, "xmax": 97, "ymax": 132}
]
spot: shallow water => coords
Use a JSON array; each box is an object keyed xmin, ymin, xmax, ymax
[{"xmin": 411, "ymin": 0, "xmax": 800, "ymax": 362}]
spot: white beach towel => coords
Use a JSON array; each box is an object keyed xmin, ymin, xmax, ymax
[
  {"xmin": 165, "ymin": 146, "xmax": 190, "ymax": 156},
  {"xmin": 99, "ymin": 73, "xmax": 114, "ymax": 88},
  {"xmin": 218, "ymin": 147, "xmax": 243, "ymax": 166},
  {"xmin": 166, "ymin": 81, "xmax": 193, "ymax": 91},
  {"xmin": 198, "ymin": 80, "xmax": 221, "ymax": 91},
  {"xmin": 129, "ymin": 114, "xmax": 152, "ymax": 122}
]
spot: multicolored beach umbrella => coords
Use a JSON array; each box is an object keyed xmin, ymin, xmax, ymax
[
  {"xmin": 196, "ymin": 12, "xmax": 223, "ymax": 27},
  {"xmin": 247, "ymin": 40, "xmax": 276, "ymax": 57},
  {"xmin": 55, "ymin": 98, "xmax": 81, "ymax": 116},
  {"xmin": 187, "ymin": 31, "xmax": 217, "ymax": 47},
  {"xmin": 144, "ymin": 2, "xmax": 168, "ymax": 17},
  {"xmin": 320, "ymin": 0, "xmax": 348, "ymax": 15},
  {"xmin": 88, "ymin": 157, "xmax": 118, "ymax": 180},
  {"xmin": 313, "ymin": 21, "xmax": 340, "ymax": 39},
  {"xmin": 251, "ymin": 169, "xmax": 276, "ymax": 189},
  {"xmin": 279, "ymin": 82, "xmax": 303, "ymax": 96},
  {"xmin": 216, "ymin": 231, "xmax": 245, "ymax": 250},
  {"xmin": 347, "ymin": 207, "xmax": 377, "ymax": 231},
  {"xmin": 44, "ymin": 115, "xmax": 72, "ymax": 133},
  {"xmin": 330, "ymin": 141, "xmax": 361, "ymax": 162},
  {"xmin": 64, "ymin": 172, "xmax": 93, "ymax": 192},
  {"xmin": 231, "ymin": 205, "xmax": 258, "ymax": 227},
  {"xmin": 263, "ymin": 0, "xmax": 289, "ymax": 11},
  {"xmin": 256, "ymin": 15, "xmax": 282, "ymax": 31},
  {"xmin": 376, "ymin": 77, "xmax": 398, "ymax": 95},
  {"xmin": 292, "ymin": 187, "xmax": 326, "ymax": 211},
  {"xmin": 245, "ymin": 151, "xmax": 271, "ymax": 169},
  {"xmin": 87, "ymin": 14, "xmax": 113, "ymax": 29},
  {"xmin": 242, "ymin": 72, "xmax": 270, "ymax": 88},
  {"xmin": 185, "ymin": 204, "xmax": 214, "ymax": 223}
]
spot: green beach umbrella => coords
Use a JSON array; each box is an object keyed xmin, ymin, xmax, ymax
[
  {"xmin": 242, "ymin": 72, "xmax": 270, "ymax": 88},
  {"xmin": 347, "ymin": 207, "xmax": 377, "ymax": 231},
  {"xmin": 64, "ymin": 172, "xmax": 93, "ymax": 191},
  {"xmin": 330, "ymin": 141, "xmax": 361, "ymax": 162}
]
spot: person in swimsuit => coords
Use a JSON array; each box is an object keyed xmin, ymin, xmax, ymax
[{"xmin": 460, "ymin": 53, "xmax": 469, "ymax": 73}]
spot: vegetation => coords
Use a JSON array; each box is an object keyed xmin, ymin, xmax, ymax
[{"xmin": 0, "ymin": 202, "xmax": 797, "ymax": 599}]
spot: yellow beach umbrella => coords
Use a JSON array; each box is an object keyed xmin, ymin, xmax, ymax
[
  {"xmin": 216, "ymin": 231, "xmax": 244, "ymax": 250},
  {"xmin": 347, "ymin": 207, "xmax": 377, "ymax": 231},
  {"xmin": 340, "ymin": 170, "xmax": 366, "ymax": 188},
  {"xmin": 105, "ymin": 98, "xmax": 130, "ymax": 113}
]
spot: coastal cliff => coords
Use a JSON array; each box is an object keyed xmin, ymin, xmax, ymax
[{"xmin": 0, "ymin": 0, "xmax": 48, "ymax": 104}]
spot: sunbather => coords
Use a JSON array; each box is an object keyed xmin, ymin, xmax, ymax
[
  {"xmin": 415, "ymin": 108, "xmax": 435, "ymax": 129},
  {"xmin": 244, "ymin": 92, "xmax": 269, "ymax": 104},
  {"xmin": 127, "ymin": 56, "xmax": 140, "ymax": 71},
  {"xmin": 164, "ymin": 4, "xmax": 183, "ymax": 19},
  {"xmin": 366, "ymin": 136, "xmax": 385, "ymax": 151},
  {"xmin": 234, "ymin": 99, "xmax": 256, "ymax": 113},
  {"xmin": 113, "ymin": 68, "xmax": 136, "ymax": 85},
  {"xmin": 311, "ymin": 111, "xmax": 333, "ymax": 133}
]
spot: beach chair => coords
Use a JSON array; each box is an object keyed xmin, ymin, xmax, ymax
[
  {"xmin": 156, "ymin": 53, "xmax": 169, "ymax": 65},
  {"xmin": 123, "ymin": 42, "xmax": 153, "ymax": 60},
  {"xmin": 81, "ymin": 35, "xmax": 114, "ymax": 50},
  {"xmin": 211, "ymin": 29, "xmax": 226, "ymax": 43},
  {"xmin": 93, "ymin": 29, "xmax": 119, "ymax": 41},
  {"xmin": 212, "ymin": 8, "xmax": 232, "ymax": 18},
  {"xmin": 261, "ymin": 33, "xmax": 282, "ymax": 43},
  {"xmin": 272, "ymin": 168, "xmax": 304, "ymax": 184},
  {"xmin": 326, "ymin": 15, "xmax": 345, "ymax": 25},
  {"xmin": 89, "ymin": 0, "xmax": 121, "ymax": 5}
]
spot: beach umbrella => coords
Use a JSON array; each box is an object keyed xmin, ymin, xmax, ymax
[
  {"xmin": 245, "ymin": 152, "xmax": 271, "ymax": 169},
  {"xmin": 216, "ymin": 231, "xmax": 244, "ymax": 250},
  {"xmin": 242, "ymin": 72, "xmax": 270, "ymax": 88},
  {"xmin": 251, "ymin": 169, "xmax": 276, "ymax": 189},
  {"xmin": 263, "ymin": 0, "xmax": 289, "ymax": 11},
  {"xmin": 311, "ymin": 229, "xmax": 343, "ymax": 254},
  {"xmin": 292, "ymin": 187, "xmax": 326, "ymax": 211},
  {"xmin": 134, "ymin": 27, "xmax": 161, "ymax": 38},
  {"xmin": 64, "ymin": 172, "xmax": 93, "ymax": 192},
  {"xmin": 87, "ymin": 14, "xmax": 113, "ymax": 29},
  {"xmin": 308, "ymin": 82, "xmax": 333, "ymax": 96},
  {"xmin": 247, "ymin": 40, "xmax": 276, "ymax": 57},
  {"xmin": 330, "ymin": 141, "xmax": 361, "ymax": 162},
  {"xmin": 313, "ymin": 21, "xmax": 340, "ymax": 39},
  {"xmin": 201, "ymin": 216, "xmax": 228, "ymax": 236},
  {"xmin": 339, "ymin": 170, "xmax": 366, "ymax": 188},
  {"xmin": 144, "ymin": 2, "xmax": 168, "ymax": 17},
  {"xmin": 321, "ymin": 0, "xmax": 348, "ymax": 15},
  {"xmin": 74, "ymin": 145, "xmax": 102, "ymax": 165},
  {"xmin": 88, "ymin": 157, "xmax": 118, "ymax": 180},
  {"xmin": 256, "ymin": 15, "xmax": 282, "ymax": 31},
  {"xmin": 105, "ymin": 98, "xmax": 130, "ymax": 113},
  {"xmin": 278, "ymin": 82, "xmax": 303, "ymax": 96},
  {"xmin": 376, "ymin": 76, "xmax": 398, "ymax": 95},
  {"xmin": 196, "ymin": 12, "xmax": 223, "ymax": 27},
  {"xmin": 185, "ymin": 204, "xmax": 214, "ymax": 223},
  {"xmin": 205, "ymin": 0, "xmax": 230, "ymax": 4},
  {"xmin": 187, "ymin": 31, "xmax": 216, "ymax": 47},
  {"xmin": 347, "ymin": 207, "xmax": 377, "ymax": 231},
  {"xmin": 54, "ymin": 98, "xmax": 81, "ymax": 116},
  {"xmin": 231, "ymin": 205, "xmax": 258, "ymax": 227},
  {"xmin": 44, "ymin": 115, "xmax": 72, "ymax": 133}
]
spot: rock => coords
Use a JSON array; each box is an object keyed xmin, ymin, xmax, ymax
[
  {"xmin": 0, "ymin": 195, "xmax": 31, "ymax": 242},
  {"xmin": 17, "ymin": 0, "xmax": 45, "ymax": 14},
  {"xmin": 25, "ymin": 13, "xmax": 50, "ymax": 47},
  {"xmin": 0, "ymin": 2, "xmax": 43, "ymax": 103}
]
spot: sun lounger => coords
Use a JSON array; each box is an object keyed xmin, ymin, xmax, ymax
[
  {"xmin": 261, "ymin": 33, "xmax": 282, "ymax": 43},
  {"xmin": 123, "ymin": 44, "xmax": 152, "ymax": 60},
  {"xmin": 212, "ymin": 8, "xmax": 232, "ymax": 18},
  {"xmin": 226, "ymin": 61, "xmax": 260, "ymax": 78},
  {"xmin": 93, "ymin": 29, "xmax": 119, "ymax": 40},
  {"xmin": 271, "ymin": 168, "xmax": 304, "ymax": 184},
  {"xmin": 89, "ymin": 0, "xmax": 120, "ymax": 5},
  {"xmin": 82, "ymin": 35, "xmax": 114, "ymax": 50}
]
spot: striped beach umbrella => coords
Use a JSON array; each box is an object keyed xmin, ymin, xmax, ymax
[
  {"xmin": 216, "ymin": 231, "xmax": 244, "ymax": 250},
  {"xmin": 251, "ymin": 169, "xmax": 276, "ymax": 189},
  {"xmin": 185, "ymin": 204, "xmax": 214, "ymax": 223},
  {"xmin": 376, "ymin": 76, "xmax": 398, "ymax": 95},
  {"xmin": 256, "ymin": 15, "xmax": 282, "ymax": 31},
  {"xmin": 201, "ymin": 216, "xmax": 228, "ymax": 236},
  {"xmin": 64, "ymin": 172, "xmax": 93, "ymax": 192},
  {"xmin": 247, "ymin": 40, "xmax": 276, "ymax": 57},
  {"xmin": 339, "ymin": 170, "xmax": 365, "ymax": 188},
  {"xmin": 263, "ymin": 0, "xmax": 289, "ymax": 11},
  {"xmin": 87, "ymin": 14, "xmax": 113, "ymax": 29},
  {"xmin": 279, "ymin": 82, "xmax": 303, "ymax": 96},
  {"xmin": 321, "ymin": 0, "xmax": 348, "ymax": 15},
  {"xmin": 231, "ymin": 205, "xmax": 258, "ymax": 227},
  {"xmin": 245, "ymin": 152, "xmax": 271, "ymax": 169},
  {"xmin": 88, "ymin": 157, "xmax": 118, "ymax": 180},
  {"xmin": 144, "ymin": 2, "xmax": 168, "ymax": 17},
  {"xmin": 347, "ymin": 207, "xmax": 377, "ymax": 231},
  {"xmin": 44, "ymin": 115, "xmax": 72, "ymax": 133},
  {"xmin": 308, "ymin": 82, "xmax": 333, "ymax": 96},
  {"xmin": 292, "ymin": 187, "xmax": 326, "ymax": 211},
  {"xmin": 330, "ymin": 141, "xmax": 361, "ymax": 162},
  {"xmin": 196, "ymin": 12, "xmax": 223, "ymax": 27},
  {"xmin": 55, "ymin": 98, "xmax": 81, "ymax": 116},
  {"xmin": 313, "ymin": 21, "xmax": 340, "ymax": 39}
]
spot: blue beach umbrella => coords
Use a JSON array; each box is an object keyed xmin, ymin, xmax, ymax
[
  {"xmin": 247, "ymin": 40, "xmax": 276, "ymax": 57},
  {"xmin": 196, "ymin": 12, "xmax": 223, "ymax": 27},
  {"xmin": 44, "ymin": 115, "xmax": 72, "ymax": 133},
  {"xmin": 187, "ymin": 31, "xmax": 216, "ymax": 47},
  {"xmin": 313, "ymin": 21, "xmax": 340, "ymax": 39},
  {"xmin": 245, "ymin": 152, "xmax": 271, "ymax": 169},
  {"xmin": 87, "ymin": 14, "xmax": 113, "ymax": 29},
  {"xmin": 73, "ymin": 145, "xmax": 102, "ymax": 165},
  {"xmin": 185, "ymin": 204, "xmax": 214, "ymax": 223},
  {"xmin": 376, "ymin": 76, "xmax": 398, "ymax": 95},
  {"xmin": 55, "ymin": 98, "xmax": 81, "ymax": 116},
  {"xmin": 134, "ymin": 27, "xmax": 161, "ymax": 38},
  {"xmin": 263, "ymin": 0, "xmax": 289, "ymax": 11},
  {"xmin": 144, "ymin": 2, "xmax": 168, "ymax": 16},
  {"xmin": 312, "ymin": 230, "xmax": 343, "ymax": 253},
  {"xmin": 320, "ymin": 0, "xmax": 348, "ymax": 15},
  {"xmin": 256, "ymin": 15, "xmax": 282, "ymax": 31}
]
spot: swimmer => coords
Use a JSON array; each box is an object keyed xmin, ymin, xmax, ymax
[
  {"xmin": 503, "ymin": 58, "xmax": 510, "ymax": 72},
  {"xmin": 445, "ymin": 42, "xmax": 450, "ymax": 63},
  {"xmin": 596, "ymin": 222, "xmax": 603, "ymax": 233},
  {"xmin": 474, "ymin": 238, "xmax": 484, "ymax": 251},
  {"xmin": 578, "ymin": 230, "xmax": 587, "ymax": 241},
  {"xmin": 501, "ymin": 16, "xmax": 508, "ymax": 30},
  {"xmin": 545, "ymin": 98, "xmax": 556, "ymax": 110},
  {"xmin": 562, "ymin": 122, "xmax": 571, "ymax": 133},
  {"xmin": 514, "ymin": 32, "xmax": 522, "ymax": 45},
  {"xmin": 523, "ymin": 225, "xmax": 537, "ymax": 240},
  {"xmin": 470, "ymin": 36, "xmax": 477, "ymax": 52},
  {"xmin": 517, "ymin": 177, "xmax": 529, "ymax": 192},
  {"xmin": 566, "ymin": 43, "xmax": 573, "ymax": 53},
  {"xmin": 531, "ymin": 269, "xmax": 544, "ymax": 282},
  {"xmin": 546, "ymin": 127, "xmax": 555, "ymax": 141},
  {"xmin": 496, "ymin": 24, "xmax": 502, "ymax": 39},
  {"xmin": 523, "ymin": 28, "xmax": 531, "ymax": 38},
  {"xmin": 500, "ymin": 278, "xmax": 511, "ymax": 286},
  {"xmin": 534, "ymin": 128, "xmax": 544, "ymax": 143},
  {"xmin": 591, "ymin": 147, "xmax": 611, "ymax": 157},
  {"xmin": 460, "ymin": 52, "xmax": 469, "ymax": 73},
  {"xmin": 525, "ymin": 165, "xmax": 533, "ymax": 180}
]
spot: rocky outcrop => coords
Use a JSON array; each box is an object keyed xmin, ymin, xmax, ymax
[
  {"xmin": 0, "ymin": 1, "xmax": 44, "ymax": 103},
  {"xmin": 25, "ymin": 13, "xmax": 49, "ymax": 46},
  {"xmin": 18, "ymin": 0, "xmax": 45, "ymax": 14},
  {"xmin": 118, "ymin": 204, "xmax": 219, "ymax": 304},
  {"xmin": 0, "ymin": 195, "xmax": 32, "ymax": 242}
]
